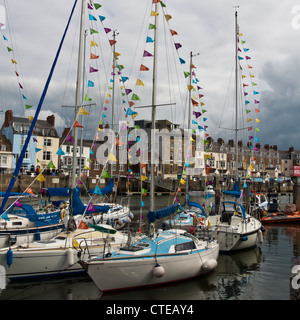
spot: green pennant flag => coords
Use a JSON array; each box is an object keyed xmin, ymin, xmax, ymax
[
  {"xmin": 25, "ymin": 104, "xmax": 33, "ymax": 110},
  {"xmin": 117, "ymin": 65, "xmax": 124, "ymax": 71},
  {"xmin": 84, "ymin": 94, "xmax": 92, "ymax": 101},
  {"xmin": 131, "ymin": 93, "xmax": 141, "ymax": 101},
  {"xmin": 90, "ymin": 28, "xmax": 99, "ymax": 34},
  {"xmin": 184, "ymin": 71, "xmax": 190, "ymax": 78},
  {"xmin": 7, "ymin": 47, "xmax": 13, "ymax": 52},
  {"xmin": 141, "ymin": 188, "xmax": 148, "ymax": 194},
  {"xmin": 149, "ymin": 23, "xmax": 156, "ymax": 30},
  {"xmin": 246, "ymin": 109, "xmax": 251, "ymax": 114},
  {"xmin": 101, "ymin": 169, "xmax": 111, "ymax": 178},
  {"xmin": 94, "ymin": 3, "xmax": 102, "ymax": 10},
  {"xmin": 47, "ymin": 160, "xmax": 56, "ymax": 169},
  {"xmin": 160, "ymin": 1, "xmax": 166, "ymax": 7}
]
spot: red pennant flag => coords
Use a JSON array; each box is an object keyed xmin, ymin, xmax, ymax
[
  {"xmin": 90, "ymin": 53, "xmax": 99, "ymax": 59},
  {"xmin": 109, "ymin": 40, "xmax": 117, "ymax": 46},
  {"xmin": 140, "ymin": 64, "xmax": 149, "ymax": 71},
  {"xmin": 73, "ymin": 120, "xmax": 84, "ymax": 128},
  {"xmin": 78, "ymin": 220, "xmax": 89, "ymax": 229},
  {"xmin": 191, "ymin": 99, "xmax": 198, "ymax": 107}
]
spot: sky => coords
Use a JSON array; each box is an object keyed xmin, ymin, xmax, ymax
[{"xmin": 0, "ymin": 0, "xmax": 299, "ymax": 151}]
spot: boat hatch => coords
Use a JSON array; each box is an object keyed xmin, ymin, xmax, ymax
[
  {"xmin": 120, "ymin": 245, "xmax": 144, "ymax": 252},
  {"xmin": 175, "ymin": 241, "xmax": 196, "ymax": 252}
]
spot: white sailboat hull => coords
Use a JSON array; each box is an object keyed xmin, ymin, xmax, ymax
[
  {"xmin": 81, "ymin": 241, "xmax": 219, "ymax": 292},
  {"xmin": 0, "ymin": 223, "xmax": 64, "ymax": 248},
  {"xmin": 0, "ymin": 228, "xmax": 130, "ymax": 279},
  {"xmin": 209, "ymin": 215, "xmax": 263, "ymax": 252}
]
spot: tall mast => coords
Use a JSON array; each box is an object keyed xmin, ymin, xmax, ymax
[
  {"xmin": 71, "ymin": 0, "xmax": 86, "ymax": 190},
  {"xmin": 235, "ymin": 10, "xmax": 239, "ymax": 181},
  {"xmin": 150, "ymin": 2, "xmax": 159, "ymax": 212},
  {"xmin": 185, "ymin": 51, "xmax": 193, "ymax": 204}
]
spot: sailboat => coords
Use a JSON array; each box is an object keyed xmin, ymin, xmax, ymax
[
  {"xmin": 162, "ymin": 10, "xmax": 264, "ymax": 253},
  {"xmin": 203, "ymin": 10, "xmax": 264, "ymax": 252},
  {"xmin": 79, "ymin": 1, "xmax": 219, "ymax": 293}
]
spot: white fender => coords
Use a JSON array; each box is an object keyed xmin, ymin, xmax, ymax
[
  {"xmin": 67, "ymin": 248, "xmax": 75, "ymax": 266},
  {"xmin": 153, "ymin": 264, "xmax": 165, "ymax": 278},
  {"xmin": 202, "ymin": 259, "xmax": 217, "ymax": 272}
]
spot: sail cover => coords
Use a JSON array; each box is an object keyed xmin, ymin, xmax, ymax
[
  {"xmin": 222, "ymin": 181, "xmax": 241, "ymax": 198},
  {"xmin": 147, "ymin": 203, "xmax": 179, "ymax": 223}
]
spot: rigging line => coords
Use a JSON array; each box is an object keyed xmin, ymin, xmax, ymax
[
  {"xmin": 0, "ymin": 0, "xmax": 79, "ymax": 215},
  {"xmin": 3, "ymin": 0, "xmax": 28, "ymax": 115}
]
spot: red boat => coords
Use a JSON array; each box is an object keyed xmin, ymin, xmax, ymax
[{"xmin": 261, "ymin": 211, "xmax": 300, "ymax": 224}]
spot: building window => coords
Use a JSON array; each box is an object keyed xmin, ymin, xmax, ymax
[
  {"xmin": 94, "ymin": 161, "xmax": 100, "ymax": 170},
  {"xmin": 44, "ymin": 138, "xmax": 52, "ymax": 147},
  {"xmin": 119, "ymin": 164, "xmax": 125, "ymax": 172},
  {"xmin": 43, "ymin": 151, "xmax": 51, "ymax": 161},
  {"xmin": 0, "ymin": 156, "xmax": 8, "ymax": 165},
  {"xmin": 1, "ymin": 145, "xmax": 6, "ymax": 151},
  {"xmin": 66, "ymin": 146, "xmax": 71, "ymax": 153},
  {"xmin": 24, "ymin": 150, "xmax": 29, "ymax": 159},
  {"xmin": 21, "ymin": 136, "xmax": 26, "ymax": 145}
]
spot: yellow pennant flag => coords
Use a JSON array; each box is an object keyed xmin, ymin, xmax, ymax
[
  {"xmin": 11, "ymin": 59, "xmax": 17, "ymax": 64},
  {"xmin": 136, "ymin": 79, "xmax": 144, "ymax": 86},
  {"xmin": 28, "ymin": 116, "xmax": 34, "ymax": 121},
  {"xmin": 165, "ymin": 14, "xmax": 172, "ymax": 21},
  {"xmin": 151, "ymin": 10, "xmax": 159, "ymax": 16},
  {"xmin": 141, "ymin": 175, "xmax": 148, "ymax": 181},
  {"xmin": 107, "ymin": 152, "xmax": 117, "ymax": 162},
  {"xmin": 113, "ymin": 52, "xmax": 121, "ymax": 58},
  {"xmin": 180, "ymin": 178, "xmax": 186, "ymax": 185},
  {"xmin": 91, "ymin": 40, "xmax": 98, "ymax": 47},
  {"xmin": 79, "ymin": 107, "xmax": 90, "ymax": 115},
  {"xmin": 84, "ymin": 165, "xmax": 89, "ymax": 170},
  {"xmin": 256, "ymin": 118, "xmax": 260, "ymax": 123},
  {"xmin": 187, "ymin": 85, "xmax": 194, "ymax": 91},
  {"xmin": 247, "ymin": 118, "xmax": 252, "ymax": 122},
  {"xmin": 37, "ymin": 174, "xmax": 46, "ymax": 182}
]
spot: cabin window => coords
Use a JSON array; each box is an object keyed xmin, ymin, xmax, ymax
[
  {"xmin": 175, "ymin": 241, "xmax": 196, "ymax": 252},
  {"xmin": 12, "ymin": 222, "xmax": 23, "ymax": 226}
]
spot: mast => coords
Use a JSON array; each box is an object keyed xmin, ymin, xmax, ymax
[
  {"xmin": 71, "ymin": 0, "xmax": 86, "ymax": 190},
  {"xmin": 234, "ymin": 10, "xmax": 239, "ymax": 181},
  {"xmin": 150, "ymin": 2, "xmax": 159, "ymax": 212},
  {"xmin": 185, "ymin": 51, "xmax": 193, "ymax": 204}
]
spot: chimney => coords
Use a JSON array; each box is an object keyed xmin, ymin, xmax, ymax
[
  {"xmin": 264, "ymin": 144, "xmax": 270, "ymax": 150},
  {"xmin": 289, "ymin": 146, "xmax": 294, "ymax": 152},
  {"xmin": 47, "ymin": 115, "xmax": 55, "ymax": 127},
  {"xmin": 62, "ymin": 127, "xmax": 71, "ymax": 138},
  {"xmin": 4, "ymin": 110, "xmax": 13, "ymax": 127},
  {"xmin": 238, "ymin": 140, "xmax": 243, "ymax": 147},
  {"xmin": 228, "ymin": 139, "xmax": 234, "ymax": 147},
  {"xmin": 217, "ymin": 138, "xmax": 224, "ymax": 145},
  {"xmin": 255, "ymin": 143, "xmax": 261, "ymax": 150}
]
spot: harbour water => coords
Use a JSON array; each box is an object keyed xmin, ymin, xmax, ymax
[{"xmin": 0, "ymin": 194, "xmax": 299, "ymax": 300}]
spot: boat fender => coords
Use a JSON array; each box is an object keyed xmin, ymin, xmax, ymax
[
  {"xmin": 202, "ymin": 259, "xmax": 217, "ymax": 272},
  {"xmin": 258, "ymin": 229, "xmax": 264, "ymax": 244},
  {"xmin": 67, "ymin": 248, "xmax": 75, "ymax": 266},
  {"xmin": 60, "ymin": 208, "xmax": 66, "ymax": 220},
  {"xmin": 35, "ymin": 230, "xmax": 41, "ymax": 241},
  {"xmin": 7, "ymin": 248, "xmax": 13, "ymax": 267},
  {"xmin": 153, "ymin": 264, "xmax": 165, "ymax": 278},
  {"xmin": 129, "ymin": 213, "xmax": 134, "ymax": 219},
  {"xmin": 240, "ymin": 235, "xmax": 248, "ymax": 241}
]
